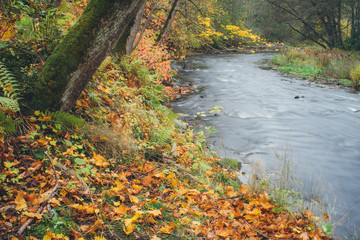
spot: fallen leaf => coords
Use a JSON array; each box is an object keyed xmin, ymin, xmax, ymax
[
  {"xmin": 159, "ymin": 222, "xmax": 176, "ymax": 234},
  {"xmin": 24, "ymin": 212, "xmax": 42, "ymax": 219},
  {"xmin": 113, "ymin": 205, "xmax": 127, "ymax": 216},
  {"xmin": 147, "ymin": 210, "xmax": 162, "ymax": 217},
  {"xmin": 15, "ymin": 192, "xmax": 28, "ymax": 211},
  {"xmin": 129, "ymin": 195, "xmax": 139, "ymax": 204},
  {"xmin": 150, "ymin": 236, "xmax": 161, "ymax": 240},
  {"xmin": 93, "ymin": 153, "xmax": 110, "ymax": 167},
  {"xmin": 300, "ymin": 232, "xmax": 309, "ymax": 240}
]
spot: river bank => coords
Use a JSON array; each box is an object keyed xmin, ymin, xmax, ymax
[{"xmin": 270, "ymin": 47, "xmax": 360, "ymax": 91}]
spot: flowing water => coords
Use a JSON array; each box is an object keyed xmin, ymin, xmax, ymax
[{"xmin": 171, "ymin": 53, "xmax": 360, "ymax": 238}]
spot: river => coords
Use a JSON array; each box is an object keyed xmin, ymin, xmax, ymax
[{"xmin": 171, "ymin": 53, "xmax": 360, "ymax": 238}]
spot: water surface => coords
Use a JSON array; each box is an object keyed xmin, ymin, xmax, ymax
[{"xmin": 172, "ymin": 53, "xmax": 360, "ymax": 238}]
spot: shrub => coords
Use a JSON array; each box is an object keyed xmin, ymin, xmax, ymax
[{"xmin": 350, "ymin": 64, "xmax": 360, "ymax": 90}]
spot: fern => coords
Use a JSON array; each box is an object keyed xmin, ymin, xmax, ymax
[
  {"xmin": 0, "ymin": 111, "xmax": 18, "ymax": 135},
  {"xmin": 0, "ymin": 97, "xmax": 20, "ymax": 112},
  {"xmin": 150, "ymin": 126, "xmax": 173, "ymax": 147},
  {"xmin": 0, "ymin": 61, "xmax": 22, "ymax": 100},
  {"xmin": 45, "ymin": 111, "xmax": 85, "ymax": 129}
]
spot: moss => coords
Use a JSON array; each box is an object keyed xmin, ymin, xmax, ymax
[
  {"xmin": 31, "ymin": 0, "xmax": 119, "ymax": 111},
  {"xmin": 218, "ymin": 158, "xmax": 242, "ymax": 171}
]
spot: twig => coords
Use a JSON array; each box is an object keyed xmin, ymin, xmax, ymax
[
  {"xmin": 17, "ymin": 204, "xmax": 46, "ymax": 235},
  {"xmin": 45, "ymin": 151, "xmax": 59, "ymax": 184},
  {"xmin": 0, "ymin": 205, "xmax": 15, "ymax": 213},
  {"xmin": 243, "ymin": 218, "xmax": 269, "ymax": 239},
  {"xmin": 19, "ymin": 163, "xmax": 42, "ymax": 179},
  {"xmin": 219, "ymin": 194, "xmax": 244, "ymax": 200},
  {"xmin": 17, "ymin": 151, "xmax": 60, "ymax": 236}
]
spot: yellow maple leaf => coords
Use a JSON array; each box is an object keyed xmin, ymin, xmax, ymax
[
  {"xmin": 1, "ymin": 26, "xmax": 15, "ymax": 41},
  {"xmin": 129, "ymin": 195, "xmax": 139, "ymax": 204},
  {"xmin": 147, "ymin": 210, "xmax": 162, "ymax": 217},
  {"xmin": 15, "ymin": 191, "xmax": 28, "ymax": 211},
  {"xmin": 24, "ymin": 212, "xmax": 42, "ymax": 219},
  {"xmin": 159, "ymin": 222, "xmax": 176, "ymax": 234},
  {"xmin": 123, "ymin": 222, "xmax": 135, "ymax": 235},
  {"xmin": 123, "ymin": 212, "xmax": 142, "ymax": 235},
  {"xmin": 93, "ymin": 153, "xmax": 110, "ymax": 167},
  {"xmin": 94, "ymin": 237, "xmax": 107, "ymax": 240},
  {"xmin": 43, "ymin": 235, "xmax": 51, "ymax": 240},
  {"xmin": 113, "ymin": 205, "xmax": 127, "ymax": 216}
]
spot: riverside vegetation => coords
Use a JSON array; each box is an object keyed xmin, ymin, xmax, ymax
[
  {"xmin": 271, "ymin": 47, "xmax": 360, "ymax": 91},
  {"xmin": 1, "ymin": 0, "xmax": 334, "ymax": 239}
]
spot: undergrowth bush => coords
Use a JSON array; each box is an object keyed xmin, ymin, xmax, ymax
[
  {"xmin": 350, "ymin": 64, "xmax": 360, "ymax": 90},
  {"xmin": 272, "ymin": 47, "xmax": 360, "ymax": 87}
]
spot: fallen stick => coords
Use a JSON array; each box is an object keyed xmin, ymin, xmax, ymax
[
  {"xmin": 19, "ymin": 163, "xmax": 42, "ymax": 179},
  {"xmin": 243, "ymin": 218, "xmax": 269, "ymax": 239},
  {"xmin": 0, "ymin": 205, "xmax": 15, "ymax": 213},
  {"xmin": 219, "ymin": 194, "xmax": 244, "ymax": 200}
]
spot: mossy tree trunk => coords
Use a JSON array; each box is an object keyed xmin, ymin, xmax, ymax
[{"xmin": 32, "ymin": 0, "xmax": 147, "ymax": 112}]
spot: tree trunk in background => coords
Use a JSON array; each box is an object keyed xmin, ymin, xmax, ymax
[
  {"xmin": 131, "ymin": 0, "xmax": 161, "ymax": 54},
  {"xmin": 157, "ymin": 0, "xmax": 181, "ymax": 45},
  {"xmin": 32, "ymin": 0, "xmax": 146, "ymax": 112},
  {"xmin": 125, "ymin": 1, "xmax": 147, "ymax": 55}
]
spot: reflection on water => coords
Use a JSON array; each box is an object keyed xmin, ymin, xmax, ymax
[{"xmin": 172, "ymin": 53, "xmax": 360, "ymax": 238}]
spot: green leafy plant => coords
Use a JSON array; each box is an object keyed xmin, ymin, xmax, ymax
[
  {"xmin": 0, "ymin": 61, "xmax": 21, "ymax": 108},
  {"xmin": 0, "ymin": 111, "xmax": 19, "ymax": 135},
  {"xmin": 45, "ymin": 111, "xmax": 85, "ymax": 129},
  {"xmin": 350, "ymin": 63, "xmax": 360, "ymax": 90}
]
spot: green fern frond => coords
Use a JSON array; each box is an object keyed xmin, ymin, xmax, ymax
[
  {"xmin": 0, "ymin": 111, "xmax": 17, "ymax": 135},
  {"xmin": 0, "ymin": 97, "xmax": 20, "ymax": 112},
  {"xmin": 0, "ymin": 61, "xmax": 22, "ymax": 101},
  {"xmin": 150, "ymin": 125, "xmax": 174, "ymax": 147},
  {"xmin": 45, "ymin": 111, "xmax": 85, "ymax": 129}
]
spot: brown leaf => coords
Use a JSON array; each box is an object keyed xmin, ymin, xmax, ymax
[{"xmin": 300, "ymin": 232, "xmax": 309, "ymax": 240}]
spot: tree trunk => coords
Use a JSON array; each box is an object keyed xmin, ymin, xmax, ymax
[
  {"xmin": 131, "ymin": 0, "xmax": 161, "ymax": 54},
  {"xmin": 32, "ymin": 0, "xmax": 147, "ymax": 112},
  {"xmin": 157, "ymin": 0, "xmax": 181, "ymax": 45},
  {"xmin": 125, "ymin": 1, "xmax": 147, "ymax": 55}
]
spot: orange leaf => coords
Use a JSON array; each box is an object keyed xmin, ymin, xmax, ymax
[
  {"xmin": 15, "ymin": 191, "xmax": 28, "ymax": 211},
  {"xmin": 93, "ymin": 153, "xmax": 110, "ymax": 167},
  {"xmin": 23, "ymin": 212, "xmax": 42, "ymax": 219},
  {"xmin": 123, "ymin": 222, "xmax": 135, "ymax": 235},
  {"xmin": 129, "ymin": 195, "xmax": 139, "ymax": 204},
  {"xmin": 141, "ymin": 175, "xmax": 152, "ymax": 186},
  {"xmin": 114, "ymin": 205, "xmax": 127, "ymax": 216},
  {"xmin": 240, "ymin": 184, "xmax": 248, "ymax": 196},
  {"xmin": 159, "ymin": 222, "xmax": 176, "ymax": 234},
  {"xmin": 147, "ymin": 210, "xmax": 162, "ymax": 217},
  {"xmin": 300, "ymin": 232, "xmax": 309, "ymax": 240}
]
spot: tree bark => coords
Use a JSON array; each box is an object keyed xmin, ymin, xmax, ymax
[
  {"xmin": 32, "ymin": 0, "xmax": 147, "ymax": 112},
  {"xmin": 125, "ymin": 1, "xmax": 147, "ymax": 55},
  {"xmin": 157, "ymin": 0, "xmax": 181, "ymax": 45},
  {"xmin": 131, "ymin": 0, "xmax": 161, "ymax": 54}
]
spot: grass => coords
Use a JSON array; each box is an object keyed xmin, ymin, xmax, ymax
[{"xmin": 271, "ymin": 47, "xmax": 360, "ymax": 89}]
